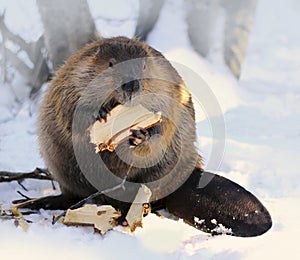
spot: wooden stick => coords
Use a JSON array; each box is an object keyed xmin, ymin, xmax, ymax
[{"xmin": 126, "ymin": 184, "xmax": 152, "ymax": 232}]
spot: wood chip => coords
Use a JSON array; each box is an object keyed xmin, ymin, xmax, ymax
[
  {"xmin": 14, "ymin": 219, "xmax": 29, "ymax": 232},
  {"xmin": 126, "ymin": 185, "xmax": 152, "ymax": 232},
  {"xmin": 88, "ymin": 104, "xmax": 161, "ymax": 153},
  {"xmin": 7, "ymin": 205, "xmax": 23, "ymax": 218},
  {"xmin": 63, "ymin": 204, "xmax": 121, "ymax": 235}
]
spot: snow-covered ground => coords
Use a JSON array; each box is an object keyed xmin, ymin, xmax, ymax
[{"xmin": 1, "ymin": 0, "xmax": 300, "ymax": 259}]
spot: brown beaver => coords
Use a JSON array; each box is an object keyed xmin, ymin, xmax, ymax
[{"xmin": 32, "ymin": 37, "xmax": 271, "ymax": 237}]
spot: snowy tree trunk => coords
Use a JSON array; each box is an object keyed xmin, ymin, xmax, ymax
[
  {"xmin": 186, "ymin": 0, "xmax": 219, "ymax": 57},
  {"xmin": 186, "ymin": 0, "xmax": 257, "ymax": 78},
  {"xmin": 36, "ymin": 0, "xmax": 99, "ymax": 70},
  {"xmin": 135, "ymin": 0, "xmax": 165, "ymax": 41},
  {"xmin": 222, "ymin": 0, "xmax": 258, "ymax": 78}
]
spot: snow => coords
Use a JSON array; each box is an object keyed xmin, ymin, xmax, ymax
[{"xmin": 1, "ymin": 0, "xmax": 300, "ymax": 259}]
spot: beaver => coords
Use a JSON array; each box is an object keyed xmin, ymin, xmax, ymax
[{"xmin": 33, "ymin": 37, "xmax": 271, "ymax": 237}]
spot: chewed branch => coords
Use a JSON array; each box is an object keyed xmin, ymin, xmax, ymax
[{"xmin": 0, "ymin": 167, "xmax": 53, "ymax": 182}]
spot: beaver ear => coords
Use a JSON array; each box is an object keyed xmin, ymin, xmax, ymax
[{"xmin": 165, "ymin": 169, "xmax": 272, "ymax": 237}]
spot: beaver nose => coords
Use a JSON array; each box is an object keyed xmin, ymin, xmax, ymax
[{"xmin": 121, "ymin": 79, "xmax": 140, "ymax": 93}]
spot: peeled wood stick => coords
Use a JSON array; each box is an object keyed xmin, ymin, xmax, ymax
[
  {"xmin": 89, "ymin": 104, "xmax": 161, "ymax": 153},
  {"xmin": 126, "ymin": 184, "xmax": 152, "ymax": 232}
]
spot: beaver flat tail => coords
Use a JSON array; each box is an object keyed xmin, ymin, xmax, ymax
[{"xmin": 166, "ymin": 168, "xmax": 272, "ymax": 237}]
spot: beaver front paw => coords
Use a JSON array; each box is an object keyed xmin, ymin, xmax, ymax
[
  {"xmin": 96, "ymin": 99, "xmax": 120, "ymax": 123},
  {"xmin": 96, "ymin": 107, "xmax": 110, "ymax": 123},
  {"xmin": 129, "ymin": 128, "xmax": 150, "ymax": 146}
]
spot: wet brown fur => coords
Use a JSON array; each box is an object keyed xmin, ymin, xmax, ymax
[{"xmin": 38, "ymin": 36, "xmax": 201, "ymax": 203}]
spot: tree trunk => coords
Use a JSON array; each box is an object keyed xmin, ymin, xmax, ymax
[
  {"xmin": 36, "ymin": 0, "xmax": 99, "ymax": 70},
  {"xmin": 186, "ymin": 0, "xmax": 257, "ymax": 78},
  {"xmin": 186, "ymin": 0, "xmax": 219, "ymax": 57},
  {"xmin": 222, "ymin": 0, "xmax": 258, "ymax": 78},
  {"xmin": 135, "ymin": 0, "xmax": 165, "ymax": 41}
]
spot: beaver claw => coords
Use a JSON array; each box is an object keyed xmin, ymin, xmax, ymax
[
  {"xmin": 129, "ymin": 128, "xmax": 150, "ymax": 146},
  {"xmin": 96, "ymin": 107, "xmax": 110, "ymax": 123}
]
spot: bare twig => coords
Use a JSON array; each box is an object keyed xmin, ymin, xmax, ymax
[
  {"xmin": 0, "ymin": 13, "xmax": 34, "ymax": 60},
  {"xmin": 17, "ymin": 190, "xmax": 32, "ymax": 200},
  {"xmin": 0, "ymin": 167, "xmax": 53, "ymax": 182},
  {"xmin": 17, "ymin": 181, "xmax": 29, "ymax": 191},
  {"xmin": 52, "ymin": 163, "xmax": 133, "ymax": 224},
  {"xmin": 0, "ymin": 12, "xmax": 50, "ymax": 93},
  {"xmin": 5, "ymin": 47, "xmax": 32, "ymax": 78},
  {"xmin": 10, "ymin": 195, "xmax": 54, "ymax": 211}
]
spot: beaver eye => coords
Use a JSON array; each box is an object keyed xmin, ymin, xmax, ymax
[{"xmin": 109, "ymin": 61, "xmax": 113, "ymax": 67}]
